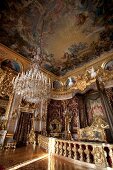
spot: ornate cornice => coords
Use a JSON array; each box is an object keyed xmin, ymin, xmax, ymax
[
  {"xmin": 1, "ymin": 43, "xmax": 113, "ymax": 78},
  {"xmin": 0, "ymin": 43, "xmax": 57, "ymax": 77},
  {"xmin": 0, "ymin": 43, "xmax": 113, "ymax": 99},
  {"xmin": 59, "ymin": 51, "xmax": 113, "ymax": 80},
  {"xmin": 0, "ymin": 43, "xmax": 30, "ymax": 71}
]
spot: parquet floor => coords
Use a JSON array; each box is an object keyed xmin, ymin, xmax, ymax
[
  {"xmin": 0, "ymin": 145, "xmax": 94, "ymax": 170},
  {"xmin": 18, "ymin": 156, "xmax": 94, "ymax": 170},
  {"xmin": 0, "ymin": 145, "xmax": 46, "ymax": 169}
]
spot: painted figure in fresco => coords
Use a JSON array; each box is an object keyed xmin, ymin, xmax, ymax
[
  {"xmin": 1, "ymin": 0, "xmax": 113, "ymax": 77},
  {"xmin": 75, "ymin": 13, "xmax": 88, "ymax": 26}
]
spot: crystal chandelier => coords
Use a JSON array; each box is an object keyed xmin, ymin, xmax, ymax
[{"xmin": 12, "ymin": 48, "xmax": 51, "ymax": 103}]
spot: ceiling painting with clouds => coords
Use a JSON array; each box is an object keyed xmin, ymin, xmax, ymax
[{"xmin": 0, "ymin": 0, "xmax": 113, "ymax": 75}]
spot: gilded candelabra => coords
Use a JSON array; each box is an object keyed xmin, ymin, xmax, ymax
[
  {"xmin": 28, "ymin": 117, "xmax": 36, "ymax": 145},
  {"xmin": 63, "ymin": 100, "xmax": 72, "ymax": 140}
]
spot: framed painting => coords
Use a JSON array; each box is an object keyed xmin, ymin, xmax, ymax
[
  {"xmin": 53, "ymin": 80, "xmax": 63, "ymax": 90},
  {"xmin": 1, "ymin": 59, "xmax": 21, "ymax": 72},
  {"xmin": 104, "ymin": 59, "xmax": 113, "ymax": 71}
]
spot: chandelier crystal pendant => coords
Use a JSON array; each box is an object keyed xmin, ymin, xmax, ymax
[{"xmin": 12, "ymin": 48, "xmax": 51, "ymax": 103}]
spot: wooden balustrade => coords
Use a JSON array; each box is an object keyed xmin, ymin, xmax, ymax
[{"xmin": 38, "ymin": 135, "xmax": 113, "ymax": 168}]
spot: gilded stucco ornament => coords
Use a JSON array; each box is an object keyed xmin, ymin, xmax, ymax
[
  {"xmin": 75, "ymin": 75, "xmax": 88, "ymax": 91},
  {"xmin": 0, "ymin": 118, "xmax": 7, "ymax": 130},
  {"xmin": 78, "ymin": 116, "xmax": 109, "ymax": 142},
  {"xmin": 0, "ymin": 68, "xmax": 16, "ymax": 97},
  {"xmin": 51, "ymin": 62, "xmax": 113, "ymax": 97},
  {"xmin": 34, "ymin": 114, "xmax": 41, "ymax": 121},
  {"xmin": 76, "ymin": 79, "xmax": 87, "ymax": 91},
  {"xmin": 28, "ymin": 126, "xmax": 36, "ymax": 145},
  {"xmin": 42, "ymin": 113, "xmax": 46, "ymax": 122},
  {"xmin": 0, "ymin": 43, "xmax": 113, "ymax": 99},
  {"xmin": 0, "ymin": 69, "xmax": 6, "ymax": 83},
  {"xmin": 93, "ymin": 146, "xmax": 106, "ymax": 167},
  {"xmin": 28, "ymin": 116, "xmax": 36, "ymax": 145}
]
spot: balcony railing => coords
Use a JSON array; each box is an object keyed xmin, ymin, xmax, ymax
[{"xmin": 38, "ymin": 135, "xmax": 113, "ymax": 169}]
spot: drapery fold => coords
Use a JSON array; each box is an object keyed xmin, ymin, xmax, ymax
[
  {"xmin": 96, "ymin": 80, "xmax": 113, "ymax": 139},
  {"xmin": 14, "ymin": 112, "xmax": 33, "ymax": 147},
  {"xmin": 77, "ymin": 95, "xmax": 88, "ymax": 128}
]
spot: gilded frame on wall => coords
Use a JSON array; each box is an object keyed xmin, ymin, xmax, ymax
[
  {"xmin": 77, "ymin": 116, "xmax": 109, "ymax": 142},
  {"xmin": 102, "ymin": 58, "xmax": 113, "ymax": 72}
]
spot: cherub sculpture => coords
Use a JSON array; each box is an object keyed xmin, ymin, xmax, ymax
[{"xmin": 87, "ymin": 67, "xmax": 97, "ymax": 79}]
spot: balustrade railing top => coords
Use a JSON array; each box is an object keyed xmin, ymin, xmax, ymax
[{"xmin": 38, "ymin": 135, "xmax": 113, "ymax": 169}]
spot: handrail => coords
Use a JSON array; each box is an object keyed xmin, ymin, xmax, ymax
[{"xmin": 38, "ymin": 135, "xmax": 113, "ymax": 168}]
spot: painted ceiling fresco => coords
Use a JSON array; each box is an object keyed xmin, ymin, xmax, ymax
[{"xmin": 0, "ymin": 0, "xmax": 113, "ymax": 76}]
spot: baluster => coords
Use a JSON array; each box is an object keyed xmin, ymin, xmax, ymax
[
  {"xmin": 55, "ymin": 141, "xmax": 59, "ymax": 154},
  {"xmin": 59, "ymin": 141, "xmax": 63, "ymax": 155},
  {"xmin": 67, "ymin": 143, "xmax": 72, "ymax": 158},
  {"xmin": 78, "ymin": 144, "xmax": 83, "ymax": 161},
  {"xmin": 84, "ymin": 145, "xmax": 90, "ymax": 163},
  {"xmin": 109, "ymin": 146, "xmax": 113, "ymax": 168},
  {"xmin": 63, "ymin": 142, "xmax": 67, "ymax": 157},
  {"xmin": 89, "ymin": 145, "xmax": 94, "ymax": 164},
  {"xmin": 103, "ymin": 146, "xmax": 109, "ymax": 167},
  {"xmin": 72, "ymin": 144, "xmax": 77, "ymax": 160}
]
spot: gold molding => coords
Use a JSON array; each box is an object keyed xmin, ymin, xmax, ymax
[
  {"xmin": 0, "ymin": 43, "xmax": 58, "ymax": 78},
  {"xmin": 0, "ymin": 43, "xmax": 30, "ymax": 71},
  {"xmin": 59, "ymin": 52, "xmax": 113, "ymax": 81},
  {"xmin": 19, "ymin": 107, "xmax": 35, "ymax": 113},
  {"xmin": 101, "ymin": 57, "xmax": 113, "ymax": 71},
  {"xmin": 1, "ymin": 43, "xmax": 113, "ymax": 79},
  {"xmin": 1, "ymin": 43, "xmax": 113, "ymax": 99},
  {"xmin": 1, "ymin": 57, "xmax": 23, "ymax": 72}
]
